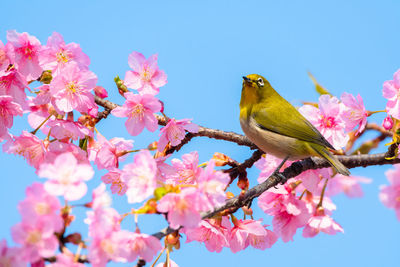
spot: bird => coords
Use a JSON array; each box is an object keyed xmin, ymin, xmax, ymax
[{"xmin": 239, "ymin": 74, "xmax": 350, "ymax": 176}]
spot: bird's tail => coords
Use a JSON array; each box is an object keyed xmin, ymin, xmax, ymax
[{"xmin": 310, "ymin": 144, "xmax": 350, "ymax": 176}]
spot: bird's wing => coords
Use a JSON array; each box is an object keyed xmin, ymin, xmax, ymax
[{"xmin": 251, "ymin": 100, "xmax": 335, "ymax": 150}]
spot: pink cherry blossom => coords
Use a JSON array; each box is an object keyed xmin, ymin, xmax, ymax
[
  {"xmin": 158, "ymin": 118, "xmax": 199, "ymax": 152},
  {"xmin": 47, "ymin": 119, "xmax": 93, "ymax": 141},
  {"xmin": 255, "ymin": 154, "xmax": 293, "ymax": 183},
  {"xmin": 11, "ymin": 219, "xmax": 58, "ymax": 262},
  {"xmin": 0, "ymin": 239, "xmax": 26, "ymax": 267},
  {"xmin": 258, "ymin": 184, "xmax": 311, "ymax": 242},
  {"xmin": 306, "ymin": 195, "xmax": 338, "ymax": 215},
  {"xmin": 295, "ymin": 168, "xmax": 332, "ymax": 195},
  {"xmin": 299, "ymin": 95, "xmax": 349, "ymax": 149},
  {"xmin": 125, "ymin": 232, "xmax": 162, "ymax": 262},
  {"xmin": 49, "ymin": 62, "xmax": 97, "ymax": 114},
  {"xmin": 0, "ymin": 95, "xmax": 23, "ymax": 137},
  {"xmin": 87, "ymin": 183, "xmax": 112, "ymax": 209},
  {"xmin": 32, "ymin": 84, "xmax": 51, "ymax": 105},
  {"xmin": 94, "ymin": 133, "xmax": 134, "ymax": 170},
  {"xmin": 303, "ymin": 213, "xmax": 344, "ymax": 238},
  {"xmin": 44, "ymin": 141, "xmax": 89, "ymax": 165},
  {"xmin": 47, "ymin": 253, "xmax": 85, "ymax": 267},
  {"xmin": 326, "ymin": 174, "xmax": 371, "ymax": 198},
  {"xmin": 379, "ymin": 165, "xmax": 400, "ymax": 220},
  {"xmin": 85, "ymin": 207, "xmax": 121, "ymax": 237},
  {"xmin": 165, "ymin": 151, "xmax": 202, "ymax": 185},
  {"xmin": 85, "ymin": 208, "xmax": 128, "ymax": 266},
  {"xmin": 88, "ymin": 230, "xmax": 130, "ymax": 266},
  {"xmin": 101, "ymin": 169, "xmax": 128, "ymax": 196},
  {"xmin": 271, "ymin": 200, "xmax": 311, "ymax": 242},
  {"xmin": 6, "ymin": 30, "xmax": 43, "ymax": 80},
  {"xmin": 157, "ymin": 188, "xmax": 203, "ymax": 229},
  {"xmin": 0, "ymin": 40, "xmax": 13, "ymax": 71},
  {"xmin": 382, "ymin": 115, "xmax": 394, "ymax": 130},
  {"xmin": 301, "ymin": 195, "xmax": 344, "ymax": 238},
  {"xmin": 38, "ymin": 152, "xmax": 94, "ymax": 200},
  {"xmin": 0, "ymin": 67, "xmax": 28, "ymax": 107},
  {"xmin": 155, "ymin": 155, "xmax": 177, "ymax": 183},
  {"xmin": 197, "ymin": 160, "xmax": 230, "ymax": 209},
  {"xmin": 39, "ymin": 32, "xmax": 90, "ymax": 74},
  {"xmin": 124, "ymin": 51, "xmax": 167, "ymax": 95},
  {"xmin": 3, "ymin": 131, "xmax": 47, "ymax": 169},
  {"xmin": 383, "ymin": 69, "xmax": 400, "ymax": 119},
  {"xmin": 341, "ymin": 92, "xmax": 368, "ymax": 134},
  {"xmin": 183, "ymin": 217, "xmax": 231, "ymax": 252},
  {"xmin": 112, "ymin": 92, "xmax": 161, "ymax": 136},
  {"xmin": 27, "ymin": 99, "xmax": 53, "ymax": 136},
  {"xmin": 18, "ymin": 183, "xmax": 63, "ymax": 232},
  {"xmin": 121, "ymin": 150, "xmax": 157, "ymax": 203},
  {"xmin": 229, "ymin": 219, "xmax": 277, "ymax": 253}
]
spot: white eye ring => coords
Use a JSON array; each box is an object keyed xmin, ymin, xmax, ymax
[{"xmin": 257, "ymin": 78, "xmax": 264, "ymax": 86}]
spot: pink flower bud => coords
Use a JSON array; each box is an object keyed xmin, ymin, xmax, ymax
[
  {"xmin": 94, "ymin": 86, "xmax": 108, "ymax": 98},
  {"xmin": 382, "ymin": 116, "xmax": 393, "ymax": 130}
]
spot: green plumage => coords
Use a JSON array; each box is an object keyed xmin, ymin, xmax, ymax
[{"xmin": 240, "ymin": 74, "xmax": 350, "ymax": 176}]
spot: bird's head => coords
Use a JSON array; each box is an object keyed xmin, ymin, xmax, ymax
[
  {"xmin": 240, "ymin": 74, "xmax": 271, "ymax": 118},
  {"xmin": 242, "ymin": 74, "xmax": 268, "ymax": 90},
  {"xmin": 240, "ymin": 74, "xmax": 272, "ymax": 106}
]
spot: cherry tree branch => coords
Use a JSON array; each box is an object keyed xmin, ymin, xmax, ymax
[
  {"xmin": 94, "ymin": 95, "xmax": 399, "ymax": 266},
  {"xmin": 94, "ymin": 96, "xmax": 399, "ymax": 223},
  {"xmin": 365, "ymin": 123, "xmax": 393, "ymax": 136},
  {"xmin": 152, "ymin": 152, "xmax": 400, "ymax": 241},
  {"xmin": 94, "ymin": 96, "xmax": 257, "ymax": 149}
]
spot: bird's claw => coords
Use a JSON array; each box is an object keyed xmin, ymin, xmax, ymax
[{"xmin": 271, "ymin": 171, "xmax": 287, "ymax": 185}]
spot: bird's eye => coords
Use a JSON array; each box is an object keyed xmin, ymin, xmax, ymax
[{"xmin": 257, "ymin": 78, "xmax": 264, "ymax": 87}]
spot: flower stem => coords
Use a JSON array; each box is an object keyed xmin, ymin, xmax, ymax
[
  {"xmin": 30, "ymin": 114, "xmax": 52, "ymax": 135},
  {"xmin": 317, "ymin": 178, "xmax": 329, "ymax": 208},
  {"xmin": 151, "ymin": 247, "xmax": 166, "ymax": 267},
  {"xmin": 367, "ymin": 110, "xmax": 386, "ymax": 116}
]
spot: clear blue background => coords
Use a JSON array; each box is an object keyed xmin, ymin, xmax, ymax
[{"xmin": 1, "ymin": 1, "xmax": 399, "ymax": 266}]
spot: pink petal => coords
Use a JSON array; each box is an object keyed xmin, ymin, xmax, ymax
[
  {"xmin": 128, "ymin": 51, "xmax": 146, "ymax": 71},
  {"xmin": 151, "ymin": 70, "xmax": 167, "ymax": 88},
  {"xmin": 111, "ymin": 106, "xmax": 128, "ymax": 117},
  {"xmin": 124, "ymin": 71, "xmax": 142, "ymax": 89},
  {"xmin": 126, "ymin": 117, "xmax": 145, "ymax": 136}
]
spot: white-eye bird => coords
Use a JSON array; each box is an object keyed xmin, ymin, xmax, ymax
[{"xmin": 239, "ymin": 74, "xmax": 350, "ymax": 176}]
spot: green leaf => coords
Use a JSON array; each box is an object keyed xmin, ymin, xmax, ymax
[
  {"xmin": 308, "ymin": 72, "xmax": 332, "ymax": 96},
  {"xmin": 79, "ymin": 137, "xmax": 88, "ymax": 151}
]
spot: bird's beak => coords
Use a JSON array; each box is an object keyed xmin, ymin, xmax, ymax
[{"xmin": 242, "ymin": 76, "xmax": 251, "ymax": 83}]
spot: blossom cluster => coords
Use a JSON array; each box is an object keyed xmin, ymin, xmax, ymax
[
  {"xmin": 0, "ymin": 29, "xmax": 400, "ymax": 267},
  {"xmin": 0, "ymin": 30, "xmax": 196, "ymax": 266}
]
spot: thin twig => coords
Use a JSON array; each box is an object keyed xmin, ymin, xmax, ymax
[{"xmin": 94, "ymin": 96, "xmax": 257, "ymax": 150}]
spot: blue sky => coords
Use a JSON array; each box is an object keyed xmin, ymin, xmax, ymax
[{"xmin": 1, "ymin": 1, "xmax": 399, "ymax": 266}]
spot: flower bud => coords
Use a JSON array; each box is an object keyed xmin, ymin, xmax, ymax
[
  {"xmin": 94, "ymin": 86, "xmax": 108, "ymax": 98},
  {"xmin": 212, "ymin": 152, "xmax": 233, "ymax": 167},
  {"xmin": 48, "ymin": 105, "xmax": 58, "ymax": 117},
  {"xmin": 39, "ymin": 70, "xmax": 53, "ymax": 84},
  {"xmin": 226, "ymin": 191, "xmax": 235, "ymax": 199},
  {"xmin": 242, "ymin": 206, "xmax": 253, "ymax": 216},
  {"xmin": 148, "ymin": 141, "xmax": 158, "ymax": 151},
  {"xmin": 383, "ymin": 116, "xmax": 394, "ymax": 130},
  {"xmin": 114, "ymin": 75, "xmax": 128, "ymax": 96},
  {"xmin": 166, "ymin": 232, "xmax": 180, "ymax": 247},
  {"xmin": 159, "ymin": 100, "xmax": 165, "ymax": 113},
  {"xmin": 65, "ymin": 233, "xmax": 82, "ymax": 245},
  {"xmin": 237, "ymin": 172, "xmax": 249, "ymax": 190}
]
